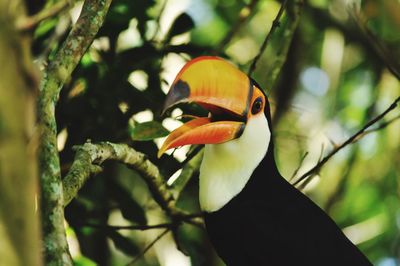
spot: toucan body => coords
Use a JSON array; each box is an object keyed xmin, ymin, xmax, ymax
[{"xmin": 159, "ymin": 57, "xmax": 372, "ymax": 266}]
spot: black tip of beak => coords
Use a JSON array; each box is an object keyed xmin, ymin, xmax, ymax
[{"xmin": 162, "ymin": 79, "xmax": 191, "ymax": 115}]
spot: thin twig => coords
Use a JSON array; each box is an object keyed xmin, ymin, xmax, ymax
[
  {"xmin": 297, "ymin": 144, "xmax": 324, "ymax": 191},
  {"xmin": 325, "ymin": 148, "xmax": 358, "ymax": 213},
  {"xmin": 360, "ymin": 114, "xmax": 400, "ymax": 137},
  {"xmin": 248, "ymin": 0, "xmax": 289, "ymax": 76},
  {"xmin": 292, "ymin": 96, "xmax": 400, "ymax": 186},
  {"xmin": 81, "ymin": 211, "xmax": 204, "ymax": 231},
  {"xmin": 83, "ymin": 222, "xmax": 174, "ymax": 231},
  {"xmin": 306, "ymin": 4, "xmax": 393, "ymax": 82},
  {"xmin": 289, "ymin": 152, "xmax": 308, "ymax": 181},
  {"xmin": 214, "ymin": 0, "xmax": 259, "ymax": 53},
  {"xmin": 349, "ymin": 5, "xmax": 400, "ymax": 80},
  {"xmin": 171, "ymin": 149, "xmax": 203, "ymax": 200},
  {"xmin": 16, "ymin": 0, "xmax": 70, "ymax": 31},
  {"xmin": 264, "ymin": 0, "xmax": 303, "ymax": 90},
  {"xmin": 126, "ymin": 229, "xmax": 170, "ymax": 266},
  {"xmin": 178, "ymin": 145, "xmax": 203, "ymax": 168}
]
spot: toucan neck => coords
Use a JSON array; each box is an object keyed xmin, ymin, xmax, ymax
[
  {"xmin": 237, "ymin": 140, "xmax": 284, "ymax": 200},
  {"xmin": 199, "ymin": 114, "xmax": 271, "ymax": 212}
]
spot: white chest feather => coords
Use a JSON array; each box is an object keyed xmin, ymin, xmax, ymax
[{"xmin": 199, "ymin": 114, "xmax": 271, "ymax": 212}]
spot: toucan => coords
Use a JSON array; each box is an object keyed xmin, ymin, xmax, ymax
[{"xmin": 158, "ymin": 56, "xmax": 372, "ymax": 266}]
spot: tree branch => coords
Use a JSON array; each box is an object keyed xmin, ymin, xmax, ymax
[
  {"xmin": 16, "ymin": 0, "xmax": 70, "ymax": 31},
  {"xmin": 126, "ymin": 229, "xmax": 170, "ymax": 266},
  {"xmin": 248, "ymin": 0, "xmax": 289, "ymax": 76},
  {"xmin": 325, "ymin": 148, "xmax": 358, "ymax": 214},
  {"xmin": 170, "ymin": 148, "xmax": 203, "ymax": 200},
  {"xmin": 82, "ymin": 222, "xmax": 174, "ymax": 231},
  {"xmin": 292, "ymin": 96, "xmax": 400, "ymax": 186},
  {"xmin": 63, "ymin": 142, "xmax": 176, "ymax": 212},
  {"xmin": 36, "ymin": 15, "xmax": 72, "ymax": 69},
  {"xmin": 38, "ymin": 0, "xmax": 112, "ymax": 264},
  {"xmin": 214, "ymin": 0, "xmax": 259, "ymax": 53},
  {"xmin": 349, "ymin": 5, "xmax": 400, "ymax": 80},
  {"xmin": 360, "ymin": 114, "xmax": 400, "ymax": 137},
  {"xmin": 289, "ymin": 151, "xmax": 308, "ymax": 181},
  {"xmin": 63, "ymin": 141, "xmax": 204, "ymax": 228},
  {"xmin": 265, "ymin": 0, "xmax": 303, "ymax": 89},
  {"xmin": 81, "ymin": 211, "xmax": 203, "ymax": 231}
]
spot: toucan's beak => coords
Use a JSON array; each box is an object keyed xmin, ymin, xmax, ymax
[{"xmin": 158, "ymin": 56, "xmax": 254, "ymax": 158}]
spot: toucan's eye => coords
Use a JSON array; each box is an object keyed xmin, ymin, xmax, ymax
[{"xmin": 251, "ymin": 97, "xmax": 263, "ymax": 114}]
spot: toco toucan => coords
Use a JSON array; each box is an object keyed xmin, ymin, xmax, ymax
[{"xmin": 158, "ymin": 56, "xmax": 372, "ymax": 266}]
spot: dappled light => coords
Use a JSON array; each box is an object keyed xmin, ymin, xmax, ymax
[{"xmin": 1, "ymin": 0, "xmax": 399, "ymax": 265}]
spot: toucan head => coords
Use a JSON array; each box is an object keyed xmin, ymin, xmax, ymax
[
  {"xmin": 158, "ymin": 56, "xmax": 273, "ymax": 211},
  {"xmin": 158, "ymin": 56, "xmax": 271, "ymax": 158}
]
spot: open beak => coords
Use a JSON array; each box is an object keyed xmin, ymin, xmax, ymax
[{"xmin": 158, "ymin": 56, "xmax": 254, "ymax": 158}]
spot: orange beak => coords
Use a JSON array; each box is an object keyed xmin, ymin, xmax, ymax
[{"xmin": 158, "ymin": 56, "xmax": 254, "ymax": 158}]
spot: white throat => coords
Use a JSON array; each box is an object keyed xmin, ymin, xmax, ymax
[{"xmin": 199, "ymin": 113, "xmax": 271, "ymax": 212}]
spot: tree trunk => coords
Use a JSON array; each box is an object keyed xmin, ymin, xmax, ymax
[{"xmin": 0, "ymin": 1, "xmax": 42, "ymax": 265}]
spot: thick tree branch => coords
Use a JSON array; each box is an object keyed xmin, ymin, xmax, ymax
[
  {"xmin": 62, "ymin": 144, "xmax": 103, "ymax": 207},
  {"xmin": 63, "ymin": 141, "xmax": 204, "ymax": 227},
  {"xmin": 16, "ymin": 0, "xmax": 70, "ymax": 31},
  {"xmin": 63, "ymin": 142, "xmax": 176, "ymax": 212},
  {"xmin": 36, "ymin": 15, "xmax": 72, "ymax": 69},
  {"xmin": 248, "ymin": 0, "xmax": 289, "ymax": 76},
  {"xmin": 292, "ymin": 96, "xmax": 400, "ymax": 186},
  {"xmin": 38, "ymin": 0, "xmax": 112, "ymax": 264}
]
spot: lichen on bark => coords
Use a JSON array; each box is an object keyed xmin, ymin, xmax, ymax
[
  {"xmin": 38, "ymin": 0, "xmax": 112, "ymax": 264},
  {"xmin": 63, "ymin": 142, "xmax": 176, "ymax": 212}
]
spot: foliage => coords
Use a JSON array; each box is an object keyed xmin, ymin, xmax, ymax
[{"xmin": 27, "ymin": 0, "xmax": 400, "ymax": 265}]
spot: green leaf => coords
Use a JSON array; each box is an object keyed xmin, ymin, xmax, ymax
[
  {"xmin": 34, "ymin": 18, "xmax": 58, "ymax": 39},
  {"xmin": 107, "ymin": 231, "xmax": 140, "ymax": 257},
  {"xmin": 129, "ymin": 121, "xmax": 169, "ymax": 141},
  {"xmin": 73, "ymin": 255, "xmax": 97, "ymax": 266},
  {"xmin": 166, "ymin": 13, "xmax": 195, "ymax": 41}
]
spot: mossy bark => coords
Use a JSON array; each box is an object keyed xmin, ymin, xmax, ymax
[
  {"xmin": 63, "ymin": 142, "xmax": 176, "ymax": 211},
  {"xmin": 38, "ymin": 0, "xmax": 112, "ymax": 264},
  {"xmin": 0, "ymin": 1, "xmax": 41, "ymax": 265}
]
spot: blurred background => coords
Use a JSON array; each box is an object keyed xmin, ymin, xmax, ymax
[{"xmin": 28, "ymin": 0, "xmax": 400, "ymax": 265}]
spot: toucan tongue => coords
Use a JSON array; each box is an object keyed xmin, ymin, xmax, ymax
[{"xmin": 157, "ymin": 117, "xmax": 244, "ymax": 158}]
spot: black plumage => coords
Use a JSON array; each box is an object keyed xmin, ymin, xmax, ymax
[
  {"xmin": 204, "ymin": 97, "xmax": 372, "ymax": 266},
  {"xmin": 158, "ymin": 57, "xmax": 373, "ymax": 266}
]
